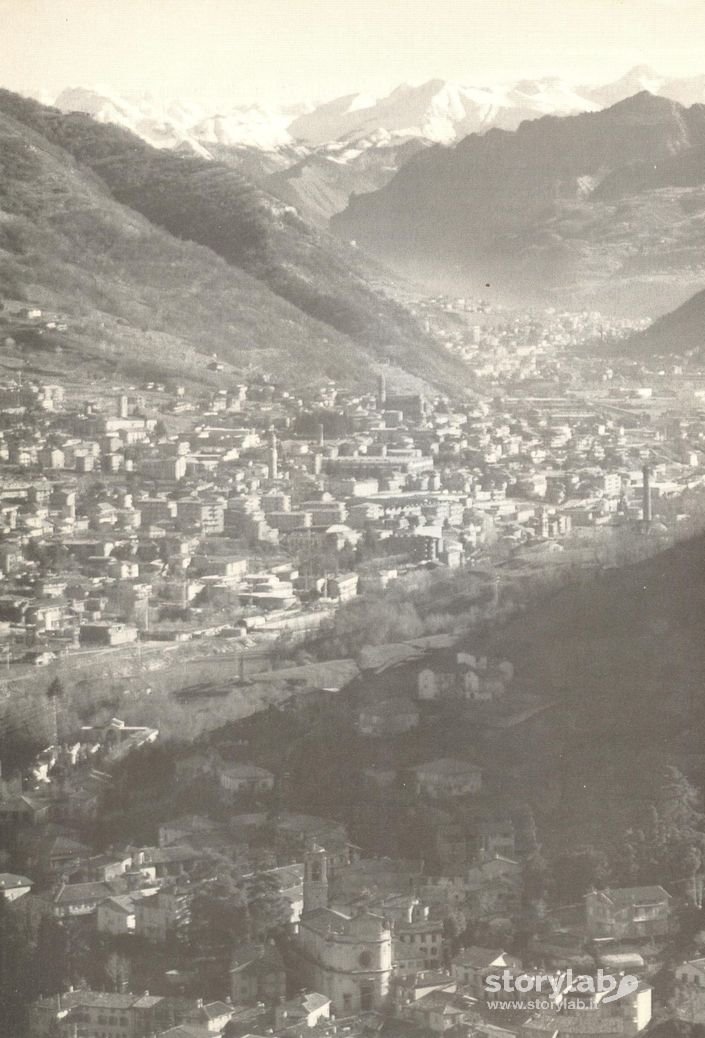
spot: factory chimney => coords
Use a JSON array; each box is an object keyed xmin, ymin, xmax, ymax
[
  {"xmin": 269, "ymin": 431, "xmax": 279, "ymax": 480},
  {"xmin": 377, "ymin": 372, "xmax": 387, "ymax": 409}
]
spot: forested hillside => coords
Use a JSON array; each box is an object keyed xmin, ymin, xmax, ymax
[{"xmin": 0, "ymin": 89, "xmax": 464, "ymax": 389}]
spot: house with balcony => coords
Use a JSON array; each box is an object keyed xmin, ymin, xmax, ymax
[{"xmin": 584, "ymin": 885, "xmax": 672, "ymax": 939}]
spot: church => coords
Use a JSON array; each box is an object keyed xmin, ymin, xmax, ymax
[{"xmin": 292, "ymin": 846, "xmax": 393, "ymax": 1014}]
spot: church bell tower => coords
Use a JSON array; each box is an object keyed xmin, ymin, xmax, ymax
[{"xmin": 303, "ymin": 845, "xmax": 329, "ymax": 913}]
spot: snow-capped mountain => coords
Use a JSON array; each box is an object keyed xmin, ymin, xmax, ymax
[
  {"xmin": 54, "ymin": 87, "xmax": 213, "ymax": 156},
  {"xmin": 52, "ymin": 69, "xmax": 705, "ymax": 228},
  {"xmin": 287, "ymin": 77, "xmax": 601, "ymax": 145},
  {"xmin": 54, "ymin": 86, "xmax": 305, "ymax": 155},
  {"xmin": 585, "ymin": 66, "xmax": 705, "ymax": 109},
  {"xmin": 190, "ymin": 108, "xmax": 294, "ymax": 150},
  {"xmin": 54, "ymin": 69, "xmax": 705, "ymax": 156}
]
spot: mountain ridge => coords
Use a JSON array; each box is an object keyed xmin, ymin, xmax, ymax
[
  {"xmin": 49, "ymin": 71, "xmax": 705, "ymax": 228},
  {"xmin": 52, "ymin": 68, "xmax": 705, "ymax": 154},
  {"xmin": 625, "ymin": 286, "xmax": 705, "ymax": 358},
  {"xmin": 0, "ymin": 87, "xmax": 464, "ymax": 390},
  {"xmin": 331, "ymin": 92, "xmax": 705, "ymax": 315},
  {"xmin": 0, "ymin": 97, "xmax": 362, "ymax": 386}
]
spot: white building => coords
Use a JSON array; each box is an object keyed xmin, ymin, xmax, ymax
[{"xmin": 293, "ymin": 847, "xmax": 393, "ymax": 1014}]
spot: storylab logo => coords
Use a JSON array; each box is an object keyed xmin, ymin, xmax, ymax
[{"xmin": 485, "ymin": 969, "xmax": 639, "ymax": 1011}]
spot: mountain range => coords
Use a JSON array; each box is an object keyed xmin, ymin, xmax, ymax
[
  {"xmin": 0, "ymin": 88, "xmax": 464, "ymax": 389},
  {"xmin": 54, "ymin": 67, "xmax": 705, "ymax": 153},
  {"xmin": 332, "ymin": 91, "xmax": 705, "ymax": 315},
  {"xmin": 51, "ymin": 67, "xmax": 705, "ymax": 227},
  {"xmin": 3, "ymin": 81, "xmax": 704, "ymax": 392}
]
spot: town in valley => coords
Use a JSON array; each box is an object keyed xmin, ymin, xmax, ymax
[
  {"xmin": 2, "ymin": 290, "xmax": 705, "ymax": 1038},
  {"xmin": 3, "ymin": 3, "xmax": 705, "ymax": 1035}
]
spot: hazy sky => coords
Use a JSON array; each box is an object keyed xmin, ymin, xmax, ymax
[{"xmin": 2, "ymin": 0, "xmax": 704, "ymax": 107}]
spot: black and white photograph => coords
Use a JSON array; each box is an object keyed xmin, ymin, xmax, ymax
[{"xmin": 1, "ymin": 1, "xmax": 705, "ymax": 1035}]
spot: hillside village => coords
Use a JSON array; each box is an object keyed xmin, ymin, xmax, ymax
[
  {"xmin": 5, "ymin": 632, "xmax": 705, "ymax": 1038},
  {"xmin": 2, "ymin": 293, "xmax": 705, "ymax": 1037}
]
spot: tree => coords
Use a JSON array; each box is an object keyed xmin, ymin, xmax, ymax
[
  {"xmin": 659, "ymin": 767, "xmax": 704, "ymax": 833},
  {"xmin": 613, "ymin": 769, "xmax": 705, "ymax": 893},
  {"xmin": 552, "ymin": 847, "xmax": 611, "ymax": 905},
  {"xmin": 46, "ymin": 677, "xmax": 65, "ymax": 745},
  {"xmin": 105, "ymin": 952, "xmax": 130, "ymax": 993},
  {"xmin": 34, "ymin": 916, "xmax": 69, "ymax": 997},
  {"xmin": 514, "ymin": 804, "xmax": 540, "ymax": 860},
  {"xmin": 515, "ymin": 805, "xmax": 551, "ymax": 938},
  {"xmin": 355, "ymin": 525, "xmax": 380, "ymax": 564},
  {"xmin": 523, "ymin": 850, "xmax": 551, "ymax": 906},
  {"xmin": 442, "ymin": 914, "xmax": 465, "ymax": 962},
  {"xmin": 612, "ymin": 829, "xmax": 642, "ymax": 886},
  {"xmin": 47, "ymin": 676, "xmax": 64, "ymax": 699},
  {"xmin": 190, "ymin": 876, "xmax": 249, "ymax": 955},
  {"xmin": 242, "ymin": 872, "xmax": 292, "ymax": 940}
]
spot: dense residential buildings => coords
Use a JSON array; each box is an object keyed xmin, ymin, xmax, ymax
[
  {"xmin": 1, "ymin": 300, "xmax": 704, "ymax": 1038},
  {"xmin": 0, "ymin": 305, "xmax": 704, "ymax": 676}
]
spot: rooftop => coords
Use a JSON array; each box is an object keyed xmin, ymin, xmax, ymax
[
  {"xmin": 587, "ymin": 885, "xmax": 671, "ymax": 906},
  {"xmin": 0, "ymin": 873, "xmax": 32, "ymax": 890}
]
